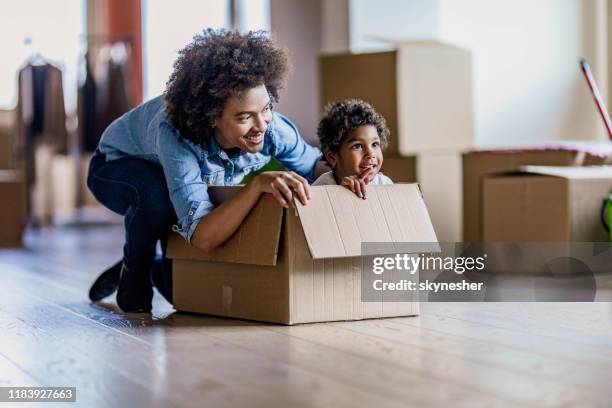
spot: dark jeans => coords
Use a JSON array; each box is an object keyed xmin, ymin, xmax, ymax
[{"xmin": 87, "ymin": 151, "xmax": 174, "ymax": 303}]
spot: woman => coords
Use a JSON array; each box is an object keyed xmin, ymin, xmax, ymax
[{"xmin": 87, "ymin": 29, "xmax": 321, "ymax": 313}]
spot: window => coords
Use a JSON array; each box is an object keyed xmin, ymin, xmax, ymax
[
  {"xmin": 0, "ymin": 0, "xmax": 85, "ymax": 111},
  {"xmin": 142, "ymin": 0, "xmax": 270, "ymax": 100},
  {"xmin": 142, "ymin": 0, "xmax": 229, "ymax": 100}
]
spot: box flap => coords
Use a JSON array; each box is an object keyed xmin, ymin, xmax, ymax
[
  {"xmin": 295, "ymin": 184, "xmax": 438, "ymax": 259},
  {"xmin": 520, "ymin": 165, "xmax": 612, "ymax": 179},
  {"xmin": 166, "ymin": 192, "xmax": 283, "ymax": 266}
]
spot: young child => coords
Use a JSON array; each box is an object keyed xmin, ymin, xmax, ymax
[{"xmin": 313, "ymin": 99, "xmax": 392, "ymax": 198}]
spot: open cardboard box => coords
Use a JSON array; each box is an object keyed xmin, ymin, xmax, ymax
[{"xmin": 167, "ymin": 184, "xmax": 438, "ymax": 325}]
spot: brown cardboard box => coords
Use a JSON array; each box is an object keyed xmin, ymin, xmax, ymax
[
  {"xmin": 0, "ymin": 127, "xmax": 12, "ymax": 169},
  {"xmin": 167, "ymin": 184, "xmax": 438, "ymax": 324},
  {"xmin": 79, "ymin": 153, "xmax": 99, "ymax": 207},
  {"xmin": 483, "ymin": 166, "xmax": 612, "ymax": 242},
  {"xmin": 320, "ymin": 41, "xmax": 473, "ymax": 155},
  {"xmin": 463, "ymin": 146, "xmax": 612, "ymax": 241},
  {"xmin": 416, "ymin": 152, "xmax": 463, "ymax": 242},
  {"xmin": 0, "ymin": 109, "xmax": 14, "ymax": 169},
  {"xmin": 321, "ymin": 51, "xmax": 398, "ymax": 152},
  {"xmin": 52, "ymin": 154, "xmax": 78, "ymax": 220},
  {"xmin": 0, "ymin": 170, "xmax": 26, "ymax": 246},
  {"xmin": 380, "ymin": 155, "xmax": 417, "ymax": 182}
]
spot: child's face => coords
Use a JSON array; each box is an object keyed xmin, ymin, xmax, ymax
[{"xmin": 325, "ymin": 125, "xmax": 383, "ymax": 182}]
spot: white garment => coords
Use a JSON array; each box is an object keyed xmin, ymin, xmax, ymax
[{"xmin": 312, "ymin": 170, "xmax": 393, "ymax": 186}]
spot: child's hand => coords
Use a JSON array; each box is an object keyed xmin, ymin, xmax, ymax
[{"xmin": 340, "ymin": 168, "xmax": 372, "ymax": 199}]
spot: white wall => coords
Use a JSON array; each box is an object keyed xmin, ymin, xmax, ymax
[
  {"xmin": 438, "ymin": 0, "xmax": 608, "ymax": 146},
  {"xmin": 142, "ymin": 0, "xmax": 229, "ymax": 101},
  {"xmin": 321, "ymin": 0, "xmax": 350, "ymax": 54},
  {"xmin": 0, "ymin": 0, "xmax": 85, "ymax": 112},
  {"xmin": 344, "ymin": 0, "xmax": 609, "ymax": 241},
  {"xmin": 349, "ymin": 0, "xmax": 439, "ymax": 52},
  {"xmin": 348, "ymin": 0, "xmax": 608, "ymax": 146}
]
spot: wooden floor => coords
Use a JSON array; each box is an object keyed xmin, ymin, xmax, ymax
[{"xmin": 1, "ymin": 225, "xmax": 612, "ymax": 408}]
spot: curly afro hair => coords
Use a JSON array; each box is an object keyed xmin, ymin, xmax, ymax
[
  {"xmin": 164, "ymin": 29, "xmax": 290, "ymax": 147},
  {"xmin": 317, "ymin": 99, "xmax": 390, "ymax": 164}
]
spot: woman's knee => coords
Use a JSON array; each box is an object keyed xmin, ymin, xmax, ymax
[{"xmin": 88, "ymin": 172, "xmax": 136, "ymax": 216}]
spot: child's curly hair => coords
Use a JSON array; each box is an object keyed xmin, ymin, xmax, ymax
[
  {"xmin": 164, "ymin": 29, "xmax": 290, "ymax": 147},
  {"xmin": 317, "ymin": 99, "xmax": 390, "ymax": 164}
]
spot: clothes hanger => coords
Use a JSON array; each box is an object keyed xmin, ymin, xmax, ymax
[{"xmin": 24, "ymin": 37, "xmax": 49, "ymax": 67}]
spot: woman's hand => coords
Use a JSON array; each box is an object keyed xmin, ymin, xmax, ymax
[
  {"xmin": 254, "ymin": 171, "xmax": 311, "ymax": 208},
  {"xmin": 340, "ymin": 168, "xmax": 372, "ymax": 199}
]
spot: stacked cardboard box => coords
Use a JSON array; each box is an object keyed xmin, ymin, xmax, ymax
[
  {"xmin": 483, "ymin": 166, "xmax": 612, "ymax": 242},
  {"xmin": 320, "ymin": 42, "xmax": 473, "ymax": 155},
  {"xmin": 167, "ymin": 184, "xmax": 438, "ymax": 324},
  {"xmin": 0, "ymin": 170, "xmax": 26, "ymax": 246},
  {"xmin": 463, "ymin": 144, "xmax": 612, "ymax": 241},
  {"xmin": 0, "ymin": 127, "xmax": 12, "ymax": 169},
  {"xmin": 0, "ymin": 110, "xmax": 26, "ymax": 246},
  {"xmin": 320, "ymin": 42, "xmax": 474, "ymax": 241},
  {"xmin": 0, "ymin": 109, "xmax": 15, "ymax": 169},
  {"xmin": 79, "ymin": 153, "xmax": 99, "ymax": 207}
]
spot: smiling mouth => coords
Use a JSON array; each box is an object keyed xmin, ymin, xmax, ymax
[
  {"xmin": 244, "ymin": 133, "xmax": 263, "ymax": 145},
  {"xmin": 359, "ymin": 163, "xmax": 378, "ymax": 171}
]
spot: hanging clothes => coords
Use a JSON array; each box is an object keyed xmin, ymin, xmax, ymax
[
  {"xmin": 101, "ymin": 56, "xmax": 132, "ymax": 130},
  {"xmin": 78, "ymin": 52, "xmax": 98, "ymax": 153},
  {"xmin": 78, "ymin": 42, "xmax": 133, "ymax": 153},
  {"xmin": 15, "ymin": 62, "xmax": 68, "ymax": 159},
  {"xmin": 15, "ymin": 61, "xmax": 68, "ymax": 226}
]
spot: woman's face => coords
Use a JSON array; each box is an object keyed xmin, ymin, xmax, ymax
[{"xmin": 213, "ymin": 84, "xmax": 273, "ymax": 153}]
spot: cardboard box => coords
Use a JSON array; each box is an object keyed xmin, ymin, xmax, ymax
[
  {"xmin": 167, "ymin": 184, "xmax": 438, "ymax": 325},
  {"xmin": 0, "ymin": 109, "xmax": 15, "ymax": 169},
  {"xmin": 483, "ymin": 166, "xmax": 612, "ymax": 242},
  {"xmin": 380, "ymin": 154, "xmax": 417, "ymax": 182},
  {"xmin": 52, "ymin": 154, "xmax": 78, "ymax": 220},
  {"xmin": 463, "ymin": 145, "xmax": 612, "ymax": 241},
  {"xmin": 0, "ymin": 128, "xmax": 12, "ymax": 169},
  {"xmin": 417, "ymin": 152, "xmax": 463, "ymax": 242},
  {"xmin": 0, "ymin": 170, "xmax": 26, "ymax": 246},
  {"xmin": 383, "ymin": 153, "xmax": 463, "ymax": 242},
  {"xmin": 31, "ymin": 144, "xmax": 54, "ymax": 226},
  {"xmin": 79, "ymin": 153, "xmax": 99, "ymax": 207},
  {"xmin": 320, "ymin": 41, "xmax": 474, "ymax": 155}
]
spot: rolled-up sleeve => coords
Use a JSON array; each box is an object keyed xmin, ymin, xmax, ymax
[
  {"xmin": 269, "ymin": 113, "xmax": 321, "ymax": 183},
  {"xmin": 156, "ymin": 123, "xmax": 214, "ymax": 244}
]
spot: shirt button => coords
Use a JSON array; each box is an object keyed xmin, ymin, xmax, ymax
[{"xmin": 188, "ymin": 210, "xmax": 194, "ymax": 216}]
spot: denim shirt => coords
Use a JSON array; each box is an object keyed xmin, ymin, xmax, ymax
[{"xmin": 98, "ymin": 95, "xmax": 321, "ymax": 244}]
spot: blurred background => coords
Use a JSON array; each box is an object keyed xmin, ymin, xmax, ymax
[{"xmin": 1, "ymin": 0, "xmax": 611, "ymax": 244}]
